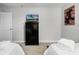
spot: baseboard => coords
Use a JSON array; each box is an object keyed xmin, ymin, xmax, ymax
[{"xmin": 13, "ymin": 40, "xmax": 57, "ymax": 44}]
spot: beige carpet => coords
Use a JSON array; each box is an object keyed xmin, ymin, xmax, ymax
[{"xmin": 18, "ymin": 43, "xmax": 52, "ymax": 55}]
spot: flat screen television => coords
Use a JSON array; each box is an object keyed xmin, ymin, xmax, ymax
[{"xmin": 26, "ymin": 14, "xmax": 39, "ymax": 21}]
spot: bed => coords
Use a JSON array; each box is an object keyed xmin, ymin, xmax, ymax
[
  {"xmin": 44, "ymin": 39, "xmax": 79, "ymax": 55},
  {"xmin": 0, "ymin": 41, "xmax": 25, "ymax": 55}
]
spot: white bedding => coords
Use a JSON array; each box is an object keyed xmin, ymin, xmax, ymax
[
  {"xmin": 44, "ymin": 43, "xmax": 79, "ymax": 55},
  {"xmin": 44, "ymin": 39, "xmax": 79, "ymax": 55},
  {"xmin": 0, "ymin": 41, "xmax": 25, "ymax": 55}
]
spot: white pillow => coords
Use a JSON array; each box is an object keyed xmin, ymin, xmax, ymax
[
  {"xmin": 0, "ymin": 41, "xmax": 11, "ymax": 48},
  {"xmin": 0, "ymin": 41, "xmax": 11, "ymax": 44},
  {"xmin": 58, "ymin": 39, "xmax": 75, "ymax": 51}
]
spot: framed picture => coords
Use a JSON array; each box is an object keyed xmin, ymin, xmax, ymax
[
  {"xmin": 26, "ymin": 14, "xmax": 39, "ymax": 21},
  {"xmin": 64, "ymin": 5, "xmax": 75, "ymax": 25}
]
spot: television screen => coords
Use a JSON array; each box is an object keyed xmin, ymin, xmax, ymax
[{"xmin": 26, "ymin": 14, "xmax": 39, "ymax": 21}]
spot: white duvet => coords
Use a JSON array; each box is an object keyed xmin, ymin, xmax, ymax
[
  {"xmin": 0, "ymin": 41, "xmax": 25, "ymax": 55},
  {"xmin": 44, "ymin": 39, "xmax": 79, "ymax": 55}
]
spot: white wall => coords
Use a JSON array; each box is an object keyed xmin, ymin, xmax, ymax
[
  {"xmin": 62, "ymin": 4, "xmax": 79, "ymax": 43},
  {"xmin": 0, "ymin": 5, "xmax": 62, "ymax": 43},
  {"xmin": 12, "ymin": 7, "xmax": 62, "ymax": 42}
]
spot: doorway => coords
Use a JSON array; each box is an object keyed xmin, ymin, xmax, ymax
[{"xmin": 0, "ymin": 13, "xmax": 12, "ymax": 41}]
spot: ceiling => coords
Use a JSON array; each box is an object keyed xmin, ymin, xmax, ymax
[{"xmin": 0, "ymin": 3, "xmax": 68, "ymax": 7}]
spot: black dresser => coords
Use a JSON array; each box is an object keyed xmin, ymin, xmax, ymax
[{"xmin": 25, "ymin": 22, "xmax": 39, "ymax": 45}]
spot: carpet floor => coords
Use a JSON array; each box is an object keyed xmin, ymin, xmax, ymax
[{"xmin": 18, "ymin": 43, "xmax": 52, "ymax": 55}]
